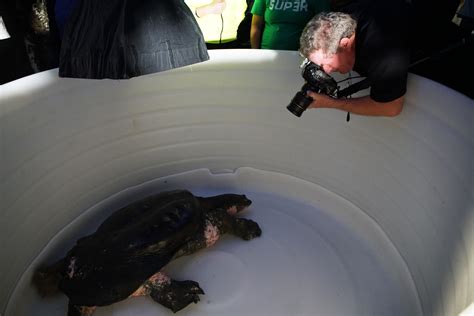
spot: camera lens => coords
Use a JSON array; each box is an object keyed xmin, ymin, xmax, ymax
[{"xmin": 287, "ymin": 91, "xmax": 313, "ymax": 117}]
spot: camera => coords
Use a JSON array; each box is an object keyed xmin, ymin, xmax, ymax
[{"xmin": 287, "ymin": 59, "xmax": 338, "ymax": 117}]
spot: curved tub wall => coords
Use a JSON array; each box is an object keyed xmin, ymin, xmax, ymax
[{"xmin": 1, "ymin": 50, "xmax": 473, "ymax": 315}]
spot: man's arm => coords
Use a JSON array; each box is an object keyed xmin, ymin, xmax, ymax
[
  {"xmin": 306, "ymin": 91, "xmax": 404, "ymax": 117},
  {"xmin": 250, "ymin": 15, "xmax": 264, "ymax": 48}
]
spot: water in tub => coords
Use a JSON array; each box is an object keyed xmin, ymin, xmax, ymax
[{"xmin": 6, "ymin": 168, "xmax": 421, "ymax": 316}]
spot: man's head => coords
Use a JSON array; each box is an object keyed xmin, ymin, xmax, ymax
[{"xmin": 299, "ymin": 12, "xmax": 357, "ymax": 74}]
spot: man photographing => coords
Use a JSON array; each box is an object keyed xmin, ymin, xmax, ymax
[{"xmin": 298, "ymin": 2, "xmax": 411, "ymax": 117}]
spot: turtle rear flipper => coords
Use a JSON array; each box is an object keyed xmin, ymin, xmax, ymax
[
  {"xmin": 149, "ymin": 279, "xmax": 205, "ymax": 313},
  {"xmin": 31, "ymin": 259, "xmax": 66, "ymax": 297},
  {"xmin": 67, "ymin": 304, "xmax": 96, "ymax": 316}
]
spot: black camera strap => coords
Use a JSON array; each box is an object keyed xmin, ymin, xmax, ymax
[
  {"xmin": 337, "ymin": 78, "xmax": 371, "ymax": 98},
  {"xmin": 336, "ymin": 78, "xmax": 371, "ymax": 122}
]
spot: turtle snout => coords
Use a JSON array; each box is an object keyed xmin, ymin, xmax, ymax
[
  {"xmin": 243, "ymin": 195, "xmax": 252, "ymax": 206},
  {"xmin": 237, "ymin": 195, "xmax": 252, "ymax": 212}
]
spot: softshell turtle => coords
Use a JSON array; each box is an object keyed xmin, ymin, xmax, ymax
[{"xmin": 32, "ymin": 190, "xmax": 261, "ymax": 315}]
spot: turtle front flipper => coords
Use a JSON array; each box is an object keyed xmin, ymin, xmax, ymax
[
  {"xmin": 232, "ymin": 218, "xmax": 262, "ymax": 240},
  {"xmin": 150, "ymin": 279, "xmax": 204, "ymax": 313},
  {"xmin": 130, "ymin": 271, "xmax": 204, "ymax": 313},
  {"xmin": 197, "ymin": 194, "xmax": 252, "ymax": 215}
]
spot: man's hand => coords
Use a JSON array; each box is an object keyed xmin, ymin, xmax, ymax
[
  {"xmin": 306, "ymin": 91, "xmax": 334, "ymax": 109},
  {"xmin": 209, "ymin": 0, "xmax": 226, "ymax": 14},
  {"xmin": 196, "ymin": 0, "xmax": 226, "ymax": 17}
]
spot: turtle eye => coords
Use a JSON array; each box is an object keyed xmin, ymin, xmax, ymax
[{"xmin": 242, "ymin": 195, "xmax": 252, "ymax": 206}]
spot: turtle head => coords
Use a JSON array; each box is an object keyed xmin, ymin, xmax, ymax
[{"xmin": 198, "ymin": 194, "xmax": 252, "ymax": 216}]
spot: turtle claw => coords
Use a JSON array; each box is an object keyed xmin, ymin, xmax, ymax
[
  {"xmin": 150, "ymin": 279, "xmax": 205, "ymax": 313},
  {"xmin": 183, "ymin": 280, "xmax": 205, "ymax": 295}
]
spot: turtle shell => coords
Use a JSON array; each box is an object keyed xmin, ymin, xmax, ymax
[{"xmin": 59, "ymin": 190, "xmax": 203, "ymax": 306}]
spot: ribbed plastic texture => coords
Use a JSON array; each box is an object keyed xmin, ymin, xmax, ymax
[{"xmin": 1, "ymin": 50, "xmax": 473, "ymax": 316}]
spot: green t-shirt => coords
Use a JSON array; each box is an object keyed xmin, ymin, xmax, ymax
[{"xmin": 251, "ymin": 0, "xmax": 330, "ymax": 50}]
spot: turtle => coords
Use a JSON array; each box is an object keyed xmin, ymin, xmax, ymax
[{"xmin": 32, "ymin": 189, "xmax": 262, "ymax": 315}]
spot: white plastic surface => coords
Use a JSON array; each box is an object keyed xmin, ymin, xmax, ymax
[{"xmin": 1, "ymin": 50, "xmax": 473, "ymax": 316}]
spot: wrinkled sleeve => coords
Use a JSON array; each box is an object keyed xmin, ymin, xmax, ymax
[
  {"xmin": 368, "ymin": 47, "xmax": 410, "ymax": 102},
  {"xmin": 251, "ymin": 0, "xmax": 266, "ymax": 16}
]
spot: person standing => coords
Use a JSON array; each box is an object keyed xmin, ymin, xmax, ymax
[
  {"xmin": 250, "ymin": 0, "xmax": 330, "ymax": 50},
  {"xmin": 185, "ymin": 0, "xmax": 248, "ymax": 48},
  {"xmin": 59, "ymin": 0, "xmax": 209, "ymax": 79}
]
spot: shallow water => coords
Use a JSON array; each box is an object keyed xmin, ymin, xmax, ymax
[{"xmin": 6, "ymin": 168, "xmax": 421, "ymax": 316}]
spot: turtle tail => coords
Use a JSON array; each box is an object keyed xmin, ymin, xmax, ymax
[{"xmin": 31, "ymin": 259, "xmax": 64, "ymax": 297}]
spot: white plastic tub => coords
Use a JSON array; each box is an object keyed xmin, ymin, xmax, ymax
[{"xmin": 1, "ymin": 50, "xmax": 473, "ymax": 316}]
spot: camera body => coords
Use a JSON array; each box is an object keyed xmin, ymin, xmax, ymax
[{"xmin": 287, "ymin": 59, "xmax": 338, "ymax": 117}]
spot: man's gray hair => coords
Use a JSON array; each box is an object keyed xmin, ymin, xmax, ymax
[{"xmin": 299, "ymin": 12, "xmax": 357, "ymax": 57}]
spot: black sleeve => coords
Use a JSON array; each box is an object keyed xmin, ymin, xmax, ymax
[{"xmin": 368, "ymin": 46, "xmax": 410, "ymax": 102}]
